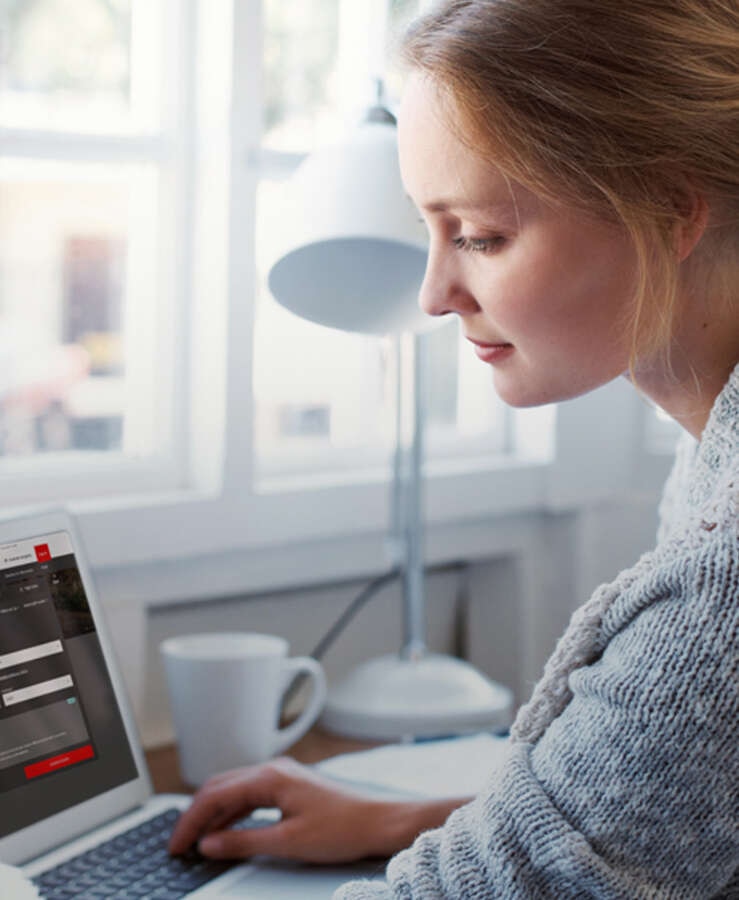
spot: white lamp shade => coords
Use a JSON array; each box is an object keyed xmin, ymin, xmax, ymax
[{"xmin": 267, "ymin": 120, "xmax": 430, "ymax": 335}]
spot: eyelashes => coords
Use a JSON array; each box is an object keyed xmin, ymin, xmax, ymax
[
  {"xmin": 452, "ymin": 235, "xmax": 506, "ymax": 254},
  {"xmin": 415, "ymin": 215, "xmax": 507, "ymax": 254}
]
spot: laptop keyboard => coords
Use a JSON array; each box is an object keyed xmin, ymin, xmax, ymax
[{"xmin": 33, "ymin": 807, "xmax": 233, "ymax": 899}]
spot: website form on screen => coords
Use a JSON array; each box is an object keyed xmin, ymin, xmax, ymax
[{"xmin": 0, "ymin": 532, "xmax": 137, "ymax": 838}]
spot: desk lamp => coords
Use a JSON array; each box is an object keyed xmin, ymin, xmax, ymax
[{"xmin": 267, "ymin": 99, "xmax": 513, "ymax": 741}]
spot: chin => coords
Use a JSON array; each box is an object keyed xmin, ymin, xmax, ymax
[
  {"xmin": 493, "ymin": 367, "xmax": 623, "ymax": 408},
  {"xmin": 492, "ymin": 373, "xmax": 565, "ymax": 408}
]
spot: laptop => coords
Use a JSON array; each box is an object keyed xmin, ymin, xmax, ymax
[{"xmin": 0, "ymin": 508, "xmax": 385, "ymax": 898}]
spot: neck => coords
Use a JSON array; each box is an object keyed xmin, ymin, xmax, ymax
[
  {"xmin": 631, "ymin": 363, "xmax": 735, "ymax": 439},
  {"xmin": 631, "ymin": 311, "xmax": 739, "ymax": 441}
]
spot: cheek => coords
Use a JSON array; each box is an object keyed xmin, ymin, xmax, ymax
[
  {"xmin": 472, "ymin": 252, "xmax": 567, "ymax": 337},
  {"xmin": 493, "ymin": 238, "xmax": 634, "ymax": 349}
]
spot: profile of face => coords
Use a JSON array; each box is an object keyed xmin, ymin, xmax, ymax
[{"xmin": 398, "ymin": 73, "xmax": 640, "ymax": 408}]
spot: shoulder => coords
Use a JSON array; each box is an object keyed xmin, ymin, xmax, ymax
[
  {"xmin": 589, "ymin": 525, "xmax": 738, "ymax": 759},
  {"xmin": 603, "ymin": 508, "xmax": 738, "ymax": 646}
]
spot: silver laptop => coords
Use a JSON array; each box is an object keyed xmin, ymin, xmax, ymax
[{"xmin": 0, "ymin": 509, "xmax": 384, "ymax": 898}]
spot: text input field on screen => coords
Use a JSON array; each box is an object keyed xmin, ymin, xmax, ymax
[
  {"xmin": 2, "ymin": 674, "xmax": 74, "ymax": 707},
  {"xmin": 0, "ymin": 640, "xmax": 63, "ymax": 671}
]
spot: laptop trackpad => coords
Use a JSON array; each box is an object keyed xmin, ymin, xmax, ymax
[{"xmin": 206, "ymin": 858, "xmax": 387, "ymax": 898}]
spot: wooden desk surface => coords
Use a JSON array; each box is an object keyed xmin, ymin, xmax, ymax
[{"xmin": 146, "ymin": 728, "xmax": 380, "ymax": 794}]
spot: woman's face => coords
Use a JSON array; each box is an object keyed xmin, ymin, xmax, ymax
[{"xmin": 398, "ymin": 73, "xmax": 639, "ymax": 408}]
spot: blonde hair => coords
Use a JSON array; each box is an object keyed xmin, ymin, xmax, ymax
[{"xmin": 401, "ymin": 0, "xmax": 739, "ymax": 370}]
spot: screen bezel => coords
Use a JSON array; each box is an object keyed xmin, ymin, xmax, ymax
[{"xmin": 0, "ymin": 507, "xmax": 152, "ymax": 866}]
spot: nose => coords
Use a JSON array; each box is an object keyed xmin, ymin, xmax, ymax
[{"xmin": 418, "ymin": 244, "xmax": 480, "ymax": 319}]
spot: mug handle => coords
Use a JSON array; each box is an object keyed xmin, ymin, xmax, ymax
[{"xmin": 271, "ymin": 657, "xmax": 327, "ymax": 756}]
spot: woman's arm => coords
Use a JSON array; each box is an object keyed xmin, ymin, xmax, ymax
[
  {"xmin": 364, "ymin": 795, "xmax": 474, "ymax": 859},
  {"xmin": 337, "ymin": 536, "xmax": 739, "ymax": 898}
]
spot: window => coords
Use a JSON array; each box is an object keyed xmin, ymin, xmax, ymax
[
  {"xmin": 0, "ymin": 0, "xmax": 182, "ymax": 499},
  {"xmin": 0, "ymin": 0, "xmax": 615, "ymax": 582},
  {"xmin": 252, "ymin": 0, "xmax": 552, "ymax": 484}
]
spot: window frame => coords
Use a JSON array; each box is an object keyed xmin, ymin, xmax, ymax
[{"xmin": 0, "ymin": 0, "xmax": 193, "ymax": 499}]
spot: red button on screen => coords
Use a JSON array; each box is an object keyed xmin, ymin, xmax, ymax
[
  {"xmin": 34, "ymin": 544, "xmax": 51, "ymax": 563},
  {"xmin": 24, "ymin": 743, "xmax": 95, "ymax": 779}
]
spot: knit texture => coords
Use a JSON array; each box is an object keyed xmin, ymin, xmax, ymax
[{"xmin": 335, "ymin": 365, "xmax": 739, "ymax": 899}]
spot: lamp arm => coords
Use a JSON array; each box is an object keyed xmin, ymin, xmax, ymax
[
  {"xmin": 399, "ymin": 332, "xmax": 428, "ymax": 660},
  {"xmin": 388, "ymin": 336, "xmax": 404, "ymax": 565}
]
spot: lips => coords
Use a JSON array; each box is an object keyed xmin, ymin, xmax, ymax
[{"xmin": 466, "ymin": 337, "xmax": 514, "ymax": 363}]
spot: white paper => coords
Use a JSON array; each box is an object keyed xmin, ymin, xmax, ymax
[{"xmin": 317, "ymin": 732, "xmax": 511, "ymax": 799}]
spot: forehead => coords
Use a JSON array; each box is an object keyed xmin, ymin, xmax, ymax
[{"xmin": 398, "ymin": 73, "xmax": 519, "ymax": 216}]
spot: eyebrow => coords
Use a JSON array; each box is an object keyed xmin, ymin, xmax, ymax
[
  {"xmin": 417, "ymin": 169, "xmax": 527, "ymax": 220},
  {"xmin": 422, "ymin": 199, "xmax": 493, "ymax": 213},
  {"xmin": 418, "ymin": 198, "xmax": 523, "ymax": 232}
]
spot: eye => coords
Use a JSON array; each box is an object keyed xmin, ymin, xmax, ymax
[{"xmin": 452, "ymin": 235, "xmax": 505, "ymax": 254}]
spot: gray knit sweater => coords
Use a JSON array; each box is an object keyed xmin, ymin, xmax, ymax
[{"xmin": 335, "ymin": 365, "xmax": 739, "ymax": 899}]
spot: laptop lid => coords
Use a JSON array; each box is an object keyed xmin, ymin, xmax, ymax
[{"xmin": 0, "ymin": 508, "xmax": 152, "ymax": 866}]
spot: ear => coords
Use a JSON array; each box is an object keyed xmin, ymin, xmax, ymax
[{"xmin": 675, "ymin": 189, "xmax": 710, "ymax": 262}]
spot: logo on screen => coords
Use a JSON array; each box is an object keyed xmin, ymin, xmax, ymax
[{"xmin": 34, "ymin": 544, "xmax": 51, "ymax": 563}]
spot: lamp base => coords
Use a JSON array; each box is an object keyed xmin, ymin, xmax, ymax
[{"xmin": 320, "ymin": 653, "xmax": 514, "ymax": 741}]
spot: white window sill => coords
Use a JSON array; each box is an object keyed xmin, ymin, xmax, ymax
[{"xmin": 62, "ymin": 454, "xmax": 550, "ymax": 572}]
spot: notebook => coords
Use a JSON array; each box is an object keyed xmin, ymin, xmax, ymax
[{"xmin": 0, "ymin": 508, "xmax": 384, "ymax": 898}]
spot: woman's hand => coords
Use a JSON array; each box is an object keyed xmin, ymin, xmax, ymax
[
  {"xmin": 168, "ymin": 757, "xmax": 382, "ymax": 863},
  {"xmin": 168, "ymin": 757, "xmax": 470, "ymax": 865}
]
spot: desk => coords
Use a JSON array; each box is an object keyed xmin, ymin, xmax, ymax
[{"xmin": 145, "ymin": 728, "xmax": 379, "ymax": 794}]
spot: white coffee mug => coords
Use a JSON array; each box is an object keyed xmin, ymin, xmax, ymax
[{"xmin": 160, "ymin": 632, "xmax": 327, "ymax": 786}]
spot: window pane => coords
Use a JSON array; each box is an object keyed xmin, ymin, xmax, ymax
[
  {"xmin": 253, "ymin": 284, "xmax": 512, "ymax": 476},
  {"xmin": 385, "ymin": 0, "xmax": 423, "ymax": 99},
  {"xmin": 262, "ymin": 0, "xmax": 429, "ymax": 154},
  {"xmin": 0, "ymin": 0, "xmax": 163, "ymax": 132},
  {"xmin": 434, "ymin": 322, "xmax": 506, "ymax": 439},
  {"xmin": 263, "ymin": 0, "xmax": 342, "ymax": 152},
  {"xmin": 254, "ymin": 0, "xmax": 529, "ymax": 479},
  {"xmin": 0, "ymin": 159, "xmax": 166, "ymax": 458},
  {"xmin": 254, "ymin": 281, "xmax": 394, "ymax": 472},
  {"xmin": 257, "ymin": 1, "xmax": 415, "ymax": 477}
]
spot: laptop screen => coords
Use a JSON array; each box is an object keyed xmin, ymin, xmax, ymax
[{"xmin": 0, "ymin": 530, "xmax": 138, "ymax": 839}]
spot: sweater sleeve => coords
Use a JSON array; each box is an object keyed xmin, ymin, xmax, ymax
[{"xmin": 333, "ymin": 535, "xmax": 739, "ymax": 899}]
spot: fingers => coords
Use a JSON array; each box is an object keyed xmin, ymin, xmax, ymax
[
  {"xmin": 168, "ymin": 793, "xmax": 244, "ymax": 855},
  {"xmin": 168, "ymin": 771, "xmax": 265, "ymax": 853},
  {"xmin": 168, "ymin": 762, "xmax": 294, "ymax": 855},
  {"xmin": 198, "ymin": 821, "xmax": 290, "ymax": 860}
]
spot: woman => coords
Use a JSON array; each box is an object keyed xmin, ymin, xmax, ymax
[{"xmin": 170, "ymin": 1, "xmax": 739, "ymax": 895}]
